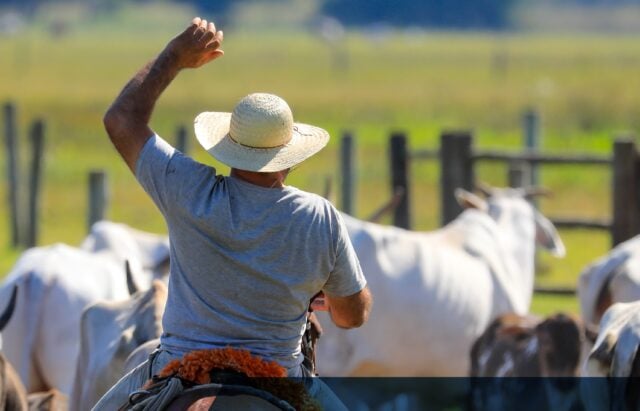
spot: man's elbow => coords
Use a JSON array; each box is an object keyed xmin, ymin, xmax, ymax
[
  {"xmin": 103, "ymin": 106, "xmax": 123, "ymax": 140},
  {"xmin": 335, "ymin": 311, "xmax": 369, "ymax": 329},
  {"xmin": 331, "ymin": 289, "xmax": 372, "ymax": 329}
]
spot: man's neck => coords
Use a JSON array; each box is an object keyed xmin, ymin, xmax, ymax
[{"xmin": 230, "ymin": 168, "xmax": 288, "ymax": 188}]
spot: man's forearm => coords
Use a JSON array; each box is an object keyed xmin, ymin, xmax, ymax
[
  {"xmin": 113, "ymin": 51, "xmax": 180, "ymax": 130},
  {"xmin": 103, "ymin": 18, "xmax": 224, "ymax": 172},
  {"xmin": 103, "ymin": 50, "xmax": 181, "ymax": 171}
]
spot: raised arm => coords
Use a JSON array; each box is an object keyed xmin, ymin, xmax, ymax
[{"xmin": 103, "ymin": 17, "xmax": 224, "ymax": 173}]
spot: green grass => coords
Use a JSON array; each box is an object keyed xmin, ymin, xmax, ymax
[
  {"xmin": 1, "ymin": 3, "xmax": 639, "ymax": 317},
  {"xmin": 530, "ymin": 293, "xmax": 579, "ymax": 317}
]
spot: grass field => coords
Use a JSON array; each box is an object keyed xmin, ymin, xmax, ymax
[{"xmin": 1, "ymin": 2, "xmax": 639, "ymax": 316}]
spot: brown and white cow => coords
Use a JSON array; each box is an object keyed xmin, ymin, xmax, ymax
[
  {"xmin": 469, "ymin": 312, "xmax": 589, "ymax": 411},
  {"xmin": 470, "ymin": 312, "xmax": 585, "ymax": 377}
]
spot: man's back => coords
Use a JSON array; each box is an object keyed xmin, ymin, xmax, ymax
[{"xmin": 136, "ymin": 135, "xmax": 365, "ymax": 369}]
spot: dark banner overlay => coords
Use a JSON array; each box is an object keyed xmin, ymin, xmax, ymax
[{"xmin": 312, "ymin": 377, "xmax": 639, "ymax": 411}]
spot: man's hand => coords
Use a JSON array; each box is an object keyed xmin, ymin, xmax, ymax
[
  {"xmin": 310, "ymin": 291, "xmax": 328, "ymax": 312},
  {"xmin": 164, "ymin": 17, "xmax": 224, "ymax": 70}
]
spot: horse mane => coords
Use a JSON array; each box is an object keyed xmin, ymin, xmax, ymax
[
  {"xmin": 157, "ymin": 347, "xmax": 287, "ymax": 383},
  {"xmin": 152, "ymin": 347, "xmax": 321, "ymax": 411}
]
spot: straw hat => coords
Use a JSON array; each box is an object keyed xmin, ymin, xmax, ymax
[{"xmin": 194, "ymin": 93, "xmax": 330, "ymax": 172}]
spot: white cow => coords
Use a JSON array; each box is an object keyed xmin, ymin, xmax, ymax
[
  {"xmin": 581, "ymin": 301, "xmax": 640, "ymax": 411},
  {"xmin": 584, "ymin": 301, "xmax": 640, "ymax": 377},
  {"xmin": 0, "ymin": 221, "xmax": 170, "ymax": 396},
  {"xmin": 1, "ymin": 285, "xmax": 70, "ymax": 411},
  {"xmin": 81, "ymin": 220, "xmax": 171, "ymax": 289},
  {"xmin": 578, "ymin": 234, "xmax": 640, "ymax": 328},
  {"xmin": 316, "ymin": 187, "xmax": 565, "ymax": 377},
  {"xmin": 70, "ymin": 280, "xmax": 167, "ymax": 411}
]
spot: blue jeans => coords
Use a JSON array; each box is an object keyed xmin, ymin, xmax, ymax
[{"xmin": 289, "ymin": 363, "xmax": 349, "ymax": 411}]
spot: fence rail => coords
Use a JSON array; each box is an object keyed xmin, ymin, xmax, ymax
[
  {"xmin": 360, "ymin": 126, "xmax": 635, "ymax": 246},
  {"xmin": 550, "ymin": 217, "xmax": 611, "ymax": 230},
  {"xmin": 472, "ymin": 150, "xmax": 612, "ymax": 165},
  {"xmin": 407, "ymin": 132, "xmax": 638, "ymax": 248},
  {"xmin": 533, "ymin": 285, "xmax": 576, "ymax": 296},
  {"xmin": 5, "ymin": 100, "xmax": 639, "ymax": 299},
  {"xmin": 412, "ymin": 149, "xmax": 613, "ymax": 166}
]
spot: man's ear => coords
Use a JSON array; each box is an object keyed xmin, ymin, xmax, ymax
[{"xmin": 455, "ymin": 188, "xmax": 488, "ymax": 212}]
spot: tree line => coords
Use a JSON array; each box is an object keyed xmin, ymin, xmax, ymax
[
  {"xmin": 171, "ymin": 0, "xmax": 640, "ymax": 29},
  {"xmin": 2, "ymin": 0, "xmax": 640, "ymax": 29},
  {"xmin": 183, "ymin": 0, "xmax": 516, "ymax": 29}
]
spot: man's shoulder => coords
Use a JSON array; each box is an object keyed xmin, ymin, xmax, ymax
[{"xmin": 288, "ymin": 187, "xmax": 339, "ymax": 213}]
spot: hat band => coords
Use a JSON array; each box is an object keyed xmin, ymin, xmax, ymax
[{"xmin": 228, "ymin": 131, "xmax": 292, "ymax": 150}]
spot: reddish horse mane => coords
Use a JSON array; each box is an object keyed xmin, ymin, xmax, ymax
[
  {"xmin": 152, "ymin": 347, "xmax": 321, "ymax": 411},
  {"xmin": 158, "ymin": 347, "xmax": 287, "ymax": 384}
]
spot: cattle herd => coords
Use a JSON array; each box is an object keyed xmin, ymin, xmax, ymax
[{"xmin": 0, "ymin": 186, "xmax": 639, "ymax": 410}]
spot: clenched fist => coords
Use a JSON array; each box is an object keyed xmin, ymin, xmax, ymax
[{"xmin": 164, "ymin": 17, "xmax": 224, "ymax": 69}]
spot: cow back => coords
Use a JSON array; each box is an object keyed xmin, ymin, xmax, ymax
[{"xmin": 71, "ymin": 280, "xmax": 167, "ymax": 411}]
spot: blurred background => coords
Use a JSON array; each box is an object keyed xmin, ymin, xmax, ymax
[{"xmin": 1, "ymin": 0, "xmax": 640, "ymax": 315}]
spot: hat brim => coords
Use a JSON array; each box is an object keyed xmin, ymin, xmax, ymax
[{"xmin": 194, "ymin": 112, "xmax": 330, "ymax": 172}]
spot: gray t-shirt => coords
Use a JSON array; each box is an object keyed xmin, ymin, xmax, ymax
[{"xmin": 135, "ymin": 135, "xmax": 366, "ymax": 369}]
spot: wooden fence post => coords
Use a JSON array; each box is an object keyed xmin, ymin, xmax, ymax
[
  {"xmin": 612, "ymin": 137, "xmax": 640, "ymax": 246},
  {"xmin": 340, "ymin": 132, "xmax": 356, "ymax": 215},
  {"xmin": 389, "ymin": 132, "xmax": 410, "ymax": 229},
  {"xmin": 176, "ymin": 125, "xmax": 189, "ymax": 154},
  {"xmin": 440, "ymin": 130, "xmax": 474, "ymax": 226},
  {"xmin": 25, "ymin": 119, "xmax": 44, "ymax": 248},
  {"xmin": 523, "ymin": 109, "xmax": 540, "ymax": 188},
  {"xmin": 88, "ymin": 170, "xmax": 108, "ymax": 232},
  {"xmin": 4, "ymin": 102, "xmax": 21, "ymax": 248},
  {"xmin": 508, "ymin": 161, "xmax": 531, "ymax": 189}
]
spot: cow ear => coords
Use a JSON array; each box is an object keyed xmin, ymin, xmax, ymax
[
  {"xmin": 455, "ymin": 189, "xmax": 488, "ymax": 212},
  {"xmin": 0, "ymin": 284, "xmax": 18, "ymax": 331},
  {"xmin": 125, "ymin": 260, "xmax": 141, "ymax": 296},
  {"xmin": 534, "ymin": 210, "xmax": 566, "ymax": 257}
]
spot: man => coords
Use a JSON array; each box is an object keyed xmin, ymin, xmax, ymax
[{"xmin": 93, "ymin": 17, "xmax": 372, "ymax": 410}]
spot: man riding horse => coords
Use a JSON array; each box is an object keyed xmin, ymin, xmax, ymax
[{"xmin": 93, "ymin": 17, "xmax": 372, "ymax": 410}]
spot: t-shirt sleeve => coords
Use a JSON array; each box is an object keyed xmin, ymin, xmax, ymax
[
  {"xmin": 323, "ymin": 210, "xmax": 367, "ymax": 297},
  {"xmin": 135, "ymin": 134, "xmax": 217, "ymax": 216}
]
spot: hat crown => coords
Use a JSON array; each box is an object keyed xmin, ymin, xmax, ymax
[{"xmin": 229, "ymin": 93, "xmax": 294, "ymax": 149}]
